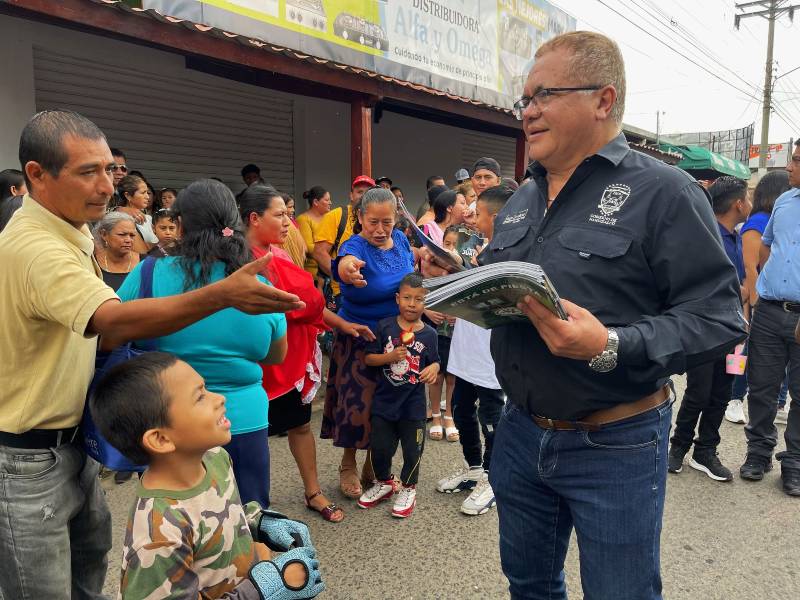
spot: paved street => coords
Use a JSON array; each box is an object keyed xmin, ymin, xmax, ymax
[{"xmin": 102, "ymin": 375, "xmax": 799, "ymax": 599}]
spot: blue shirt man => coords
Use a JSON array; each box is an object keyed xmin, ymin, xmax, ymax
[{"xmin": 756, "ymin": 188, "xmax": 800, "ymax": 302}]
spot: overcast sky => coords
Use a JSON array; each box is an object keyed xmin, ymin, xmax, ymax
[{"xmin": 548, "ymin": 0, "xmax": 800, "ymax": 143}]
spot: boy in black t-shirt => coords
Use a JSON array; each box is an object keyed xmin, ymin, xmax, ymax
[{"xmin": 360, "ymin": 273, "xmax": 440, "ymax": 518}]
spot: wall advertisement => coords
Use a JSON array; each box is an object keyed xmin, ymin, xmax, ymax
[{"xmin": 142, "ymin": 0, "xmax": 575, "ymax": 109}]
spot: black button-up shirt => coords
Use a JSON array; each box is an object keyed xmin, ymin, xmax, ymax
[{"xmin": 480, "ymin": 133, "xmax": 747, "ymax": 420}]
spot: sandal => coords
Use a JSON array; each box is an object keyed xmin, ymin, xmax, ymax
[
  {"xmin": 338, "ymin": 464, "xmax": 362, "ymax": 499},
  {"xmin": 305, "ymin": 490, "xmax": 344, "ymax": 523},
  {"xmin": 444, "ymin": 416, "xmax": 460, "ymax": 442},
  {"xmin": 429, "ymin": 412, "xmax": 443, "ymax": 441}
]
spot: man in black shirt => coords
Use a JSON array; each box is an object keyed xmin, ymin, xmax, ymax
[{"xmin": 423, "ymin": 32, "xmax": 745, "ymax": 599}]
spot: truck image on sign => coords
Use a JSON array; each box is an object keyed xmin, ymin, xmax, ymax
[
  {"xmin": 333, "ymin": 13, "xmax": 388, "ymax": 52},
  {"xmin": 285, "ymin": 0, "xmax": 327, "ymax": 32}
]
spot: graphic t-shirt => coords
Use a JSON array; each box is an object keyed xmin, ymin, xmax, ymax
[{"xmin": 368, "ymin": 317, "xmax": 439, "ymax": 421}]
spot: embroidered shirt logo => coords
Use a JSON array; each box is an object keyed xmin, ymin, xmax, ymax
[
  {"xmin": 502, "ymin": 209, "xmax": 528, "ymax": 225},
  {"xmin": 590, "ymin": 184, "xmax": 630, "ymax": 226}
]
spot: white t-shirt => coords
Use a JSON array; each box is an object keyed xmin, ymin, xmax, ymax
[
  {"xmin": 447, "ymin": 318, "xmax": 502, "ymax": 390},
  {"xmin": 136, "ymin": 214, "xmax": 159, "ymax": 245}
]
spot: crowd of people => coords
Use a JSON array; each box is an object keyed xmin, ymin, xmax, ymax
[{"xmin": 0, "ymin": 29, "xmax": 797, "ymax": 600}]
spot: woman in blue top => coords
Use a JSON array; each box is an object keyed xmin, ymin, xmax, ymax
[
  {"xmin": 320, "ymin": 187, "xmax": 415, "ymax": 499},
  {"xmin": 117, "ymin": 179, "xmax": 287, "ymax": 507}
]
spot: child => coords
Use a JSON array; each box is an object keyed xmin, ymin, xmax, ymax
[
  {"xmin": 148, "ymin": 208, "xmax": 178, "ymax": 257},
  {"xmin": 425, "ymin": 225, "xmax": 460, "ymax": 443},
  {"xmin": 160, "ymin": 187, "xmax": 178, "ymax": 209},
  {"xmin": 90, "ymin": 352, "xmax": 325, "ymax": 599},
  {"xmin": 360, "ymin": 273, "xmax": 440, "ymax": 518},
  {"xmin": 436, "ymin": 184, "xmax": 514, "ymax": 517}
]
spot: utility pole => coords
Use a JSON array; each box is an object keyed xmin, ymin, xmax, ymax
[
  {"xmin": 656, "ymin": 110, "xmax": 665, "ymax": 145},
  {"xmin": 736, "ymin": 0, "xmax": 800, "ymax": 173}
]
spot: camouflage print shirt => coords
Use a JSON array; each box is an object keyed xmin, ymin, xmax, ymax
[{"xmin": 119, "ymin": 447, "xmax": 264, "ymax": 599}]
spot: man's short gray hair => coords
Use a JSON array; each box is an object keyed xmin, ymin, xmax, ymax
[
  {"xmin": 535, "ymin": 31, "xmax": 626, "ymax": 124},
  {"xmin": 93, "ymin": 210, "xmax": 136, "ymax": 244}
]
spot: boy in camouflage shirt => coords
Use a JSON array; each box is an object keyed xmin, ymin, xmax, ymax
[{"xmin": 91, "ymin": 352, "xmax": 325, "ymax": 599}]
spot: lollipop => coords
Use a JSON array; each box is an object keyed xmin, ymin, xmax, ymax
[{"xmin": 400, "ymin": 329, "xmax": 415, "ymax": 346}]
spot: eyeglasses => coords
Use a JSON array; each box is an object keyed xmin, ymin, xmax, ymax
[
  {"xmin": 512, "ymin": 86, "xmax": 603, "ymax": 120},
  {"xmin": 111, "ymin": 164, "xmax": 128, "ymax": 173}
]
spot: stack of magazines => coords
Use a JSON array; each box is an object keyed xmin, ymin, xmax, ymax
[{"xmin": 423, "ymin": 261, "xmax": 568, "ymax": 329}]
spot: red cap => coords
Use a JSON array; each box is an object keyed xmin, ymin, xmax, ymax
[{"xmin": 352, "ymin": 175, "xmax": 375, "ymax": 188}]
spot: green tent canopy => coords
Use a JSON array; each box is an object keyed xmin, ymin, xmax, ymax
[{"xmin": 658, "ymin": 143, "xmax": 751, "ymax": 180}]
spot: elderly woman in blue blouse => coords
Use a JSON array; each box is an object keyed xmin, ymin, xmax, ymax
[{"xmin": 321, "ymin": 187, "xmax": 415, "ymax": 499}]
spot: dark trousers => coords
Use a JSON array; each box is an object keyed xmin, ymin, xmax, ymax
[
  {"xmin": 370, "ymin": 415, "xmax": 426, "ymax": 486},
  {"xmin": 225, "ymin": 428, "xmax": 270, "ymax": 508},
  {"xmin": 451, "ymin": 376, "xmax": 505, "ymax": 471},
  {"xmin": 671, "ymin": 356, "xmax": 733, "ymax": 454},
  {"xmin": 745, "ymin": 302, "xmax": 800, "ymax": 469}
]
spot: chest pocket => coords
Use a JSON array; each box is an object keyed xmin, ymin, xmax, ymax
[
  {"xmin": 489, "ymin": 225, "xmax": 534, "ymax": 263},
  {"xmin": 557, "ymin": 226, "xmax": 632, "ymax": 261}
]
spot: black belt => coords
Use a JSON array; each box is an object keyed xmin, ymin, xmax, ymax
[
  {"xmin": 763, "ymin": 299, "xmax": 800, "ymax": 313},
  {"xmin": 0, "ymin": 426, "xmax": 79, "ymax": 449}
]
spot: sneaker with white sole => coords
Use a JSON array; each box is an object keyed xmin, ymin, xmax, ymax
[
  {"xmin": 689, "ymin": 452, "xmax": 733, "ymax": 482},
  {"xmin": 460, "ymin": 473, "xmax": 496, "ymax": 515},
  {"xmin": 775, "ymin": 405, "xmax": 789, "ymax": 425},
  {"xmin": 436, "ymin": 464, "xmax": 482, "ymax": 494},
  {"xmin": 357, "ymin": 478, "xmax": 394, "ymax": 509},
  {"xmin": 725, "ymin": 399, "xmax": 746, "ymax": 424},
  {"xmin": 391, "ymin": 485, "xmax": 417, "ymax": 518}
]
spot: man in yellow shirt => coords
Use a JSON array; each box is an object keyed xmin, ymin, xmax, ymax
[
  {"xmin": 0, "ymin": 110, "xmax": 303, "ymax": 598},
  {"xmin": 312, "ymin": 175, "xmax": 374, "ymax": 303}
]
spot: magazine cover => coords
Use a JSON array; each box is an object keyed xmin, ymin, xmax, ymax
[
  {"xmin": 397, "ymin": 199, "xmax": 464, "ymax": 273},
  {"xmin": 455, "ymin": 226, "xmax": 485, "ymax": 265},
  {"xmin": 423, "ymin": 262, "xmax": 568, "ymax": 329}
]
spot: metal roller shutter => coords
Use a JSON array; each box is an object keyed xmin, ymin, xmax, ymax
[
  {"xmin": 461, "ymin": 130, "xmax": 516, "ymax": 180},
  {"xmin": 33, "ymin": 47, "xmax": 294, "ymax": 195}
]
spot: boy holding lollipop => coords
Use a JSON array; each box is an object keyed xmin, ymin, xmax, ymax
[{"xmin": 360, "ymin": 273, "xmax": 440, "ymax": 517}]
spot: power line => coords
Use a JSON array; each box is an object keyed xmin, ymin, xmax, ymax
[
  {"xmin": 622, "ymin": 0, "xmax": 762, "ymax": 97},
  {"xmin": 593, "ymin": 0, "xmax": 764, "ymax": 105}
]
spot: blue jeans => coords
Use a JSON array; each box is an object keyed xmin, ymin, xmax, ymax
[
  {"xmin": 0, "ymin": 443, "xmax": 112, "ymax": 599},
  {"xmin": 490, "ymin": 399, "xmax": 672, "ymax": 600}
]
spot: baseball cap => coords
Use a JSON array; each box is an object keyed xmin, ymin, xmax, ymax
[
  {"xmin": 455, "ymin": 168, "xmax": 470, "ymax": 182},
  {"xmin": 470, "ymin": 157, "xmax": 502, "ymax": 177},
  {"xmin": 352, "ymin": 175, "xmax": 376, "ymax": 188},
  {"xmin": 375, "ymin": 176, "xmax": 393, "ymax": 186}
]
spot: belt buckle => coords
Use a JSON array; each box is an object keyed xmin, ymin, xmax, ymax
[
  {"xmin": 546, "ymin": 418, "xmax": 555, "ymax": 429},
  {"xmin": 783, "ymin": 302, "xmax": 791, "ymax": 312}
]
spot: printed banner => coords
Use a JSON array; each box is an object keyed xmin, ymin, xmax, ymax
[{"xmin": 142, "ymin": 0, "xmax": 575, "ymax": 109}]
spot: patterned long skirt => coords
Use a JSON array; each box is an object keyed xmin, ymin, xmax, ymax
[{"xmin": 320, "ymin": 330, "xmax": 377, "ymax": 449}]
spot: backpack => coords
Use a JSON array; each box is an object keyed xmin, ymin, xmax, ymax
[{"xmin": 81, "ymin": 257, "xmax": 158, "ymax": 471}]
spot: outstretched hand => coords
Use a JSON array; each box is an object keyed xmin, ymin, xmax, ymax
[
  {"xmin": 517, "ymin": 296, "xmax": 608, "ymax": 360},
  {"xmin": 339, "ymin": 321, "xmax": 376, "ymax": 341},
  {"xmin": 340, "ymin": 257, "xmax": 367, "ymax": 287},
  {"xmin": 221, "ymin": 254, "xmax": 305, "ymax": 315}
]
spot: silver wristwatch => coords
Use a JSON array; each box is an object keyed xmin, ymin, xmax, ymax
[{"xmin": 588, "ymin": 328, "xmax": 619, "ymax": 373}]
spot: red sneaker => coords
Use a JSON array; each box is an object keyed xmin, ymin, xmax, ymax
[
  {"xmin": 357, "ymin": 478, "xmax": 395, "ymax": 509},
  {"xmin": 391, "ymin": 485, "xmax": 417, "ymax": 518}
]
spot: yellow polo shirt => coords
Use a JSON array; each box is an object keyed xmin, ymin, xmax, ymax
[
  {"xmin": 313, "ymin": 205, "xmax": 355, "ymax": 296},
  {"xmin": 0, "ymin": 196, "xmax": 119, "ymax": 433}
]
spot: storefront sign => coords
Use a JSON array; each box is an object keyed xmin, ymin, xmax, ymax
[{"xmin": 143, "ymin": 0, "xmax": 574, "ymax": 109}]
